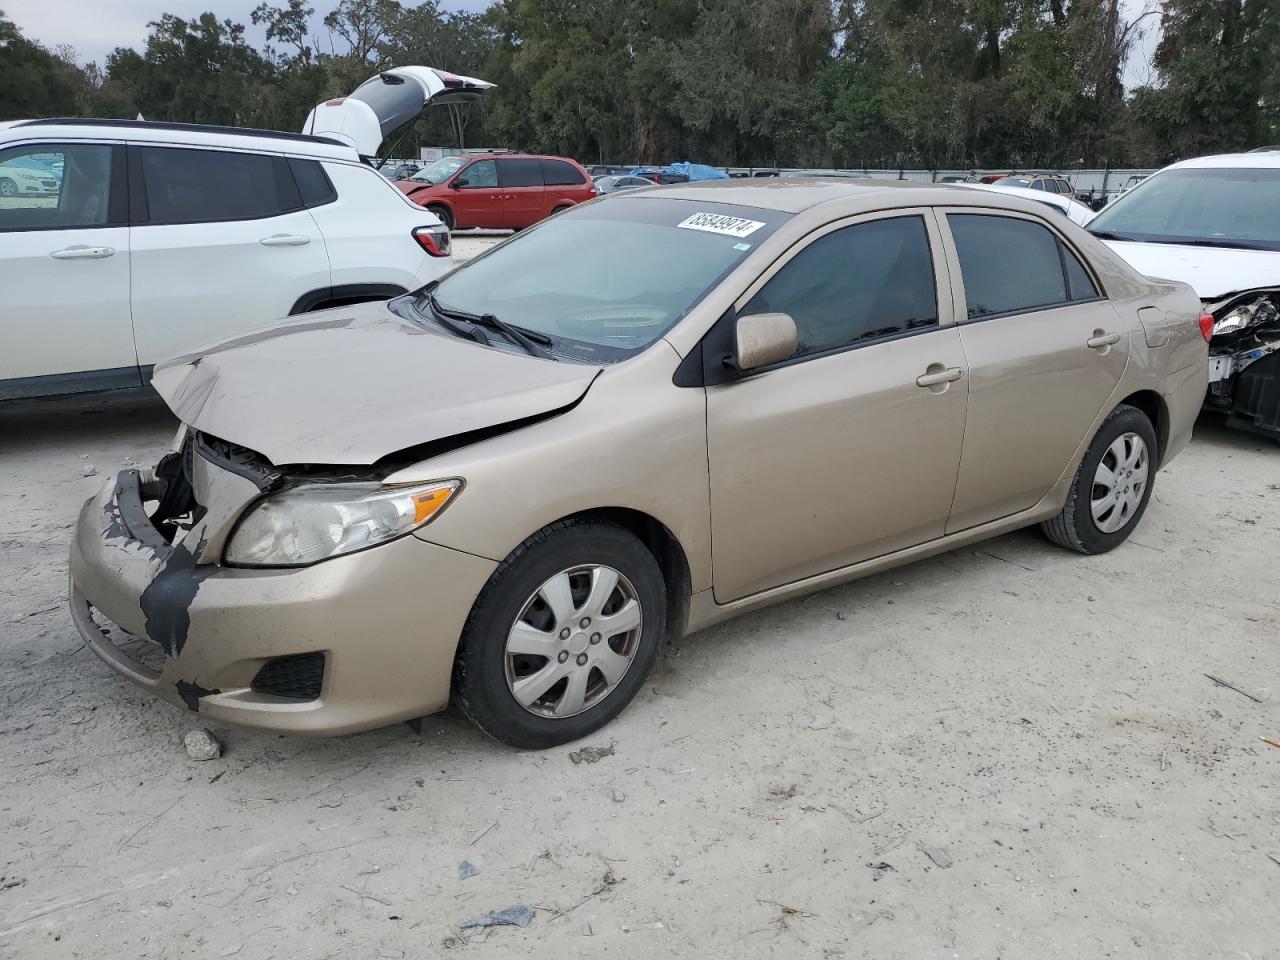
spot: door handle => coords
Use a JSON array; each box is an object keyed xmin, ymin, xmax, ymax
[
  {"xmin": 259, "ymin": 234, "xmax": 311, "ymax": 247},
  {"xmin": 1087, "ymin": 332, "xmax": 1121, "ymax": 349},
  {"xmin": 50, "ymin": 246, "xmax": 114, "ymax": 260},
  {"xmin": 915, "ymin": 366, "xmax": 965, "ymax": 388}
]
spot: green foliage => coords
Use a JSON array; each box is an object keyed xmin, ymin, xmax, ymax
[{"xmin": 1, "ymin": 0, "xmax": 1276, "ymax": 166}]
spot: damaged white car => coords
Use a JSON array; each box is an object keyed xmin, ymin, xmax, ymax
[{"xmin": 1090, "ymin": 153, "xmax": 1280, "ymax": 439}]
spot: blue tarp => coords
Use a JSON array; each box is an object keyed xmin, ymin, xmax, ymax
[
  {"xmin": 627, "ymin": 163, "xmax": 729, "ymax": 181},
  {"xmin": 668, "ymin": 162, "xmax": 730, "ymax": 181}
]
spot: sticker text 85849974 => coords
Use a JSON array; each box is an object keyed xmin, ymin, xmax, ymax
[{"xmin": 676, "ymin": 212, "xmax": 766, "ymax": 239}]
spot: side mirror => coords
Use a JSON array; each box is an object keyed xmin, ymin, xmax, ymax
[
  {"xmin": 734, "ymin": 312, "xmax": 797, "ymax": 371},
  {"xmin": 452, "ymin": 178, "xmax": 468, "ymax": 189}
]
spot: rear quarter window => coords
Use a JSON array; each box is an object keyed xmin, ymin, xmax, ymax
[
  {"xmin": 290, "ymin": 158, "xmax": 338, "ymax": 208},
  {"xmin": 542, "ymin": 159, "xmax": 586, "ymax": 186}
]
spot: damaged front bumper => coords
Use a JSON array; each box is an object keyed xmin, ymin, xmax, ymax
[
  {"xmin": 69, "ymin": 465, "xmax": 496, "ymax": 735},
  {"xmin": 1205, "ymin": 292, "xmax": 1280, "ymax": 439}
]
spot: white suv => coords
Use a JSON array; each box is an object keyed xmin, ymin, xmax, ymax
[{"xmin": 0, "ymin": 66, "xmax": 492, "ymax": 400}]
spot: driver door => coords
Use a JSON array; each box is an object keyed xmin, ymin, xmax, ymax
[
  {"xmin": 706, "ymin": 211, "xmax": 969, "ymax": 602},
  {"xmin": 450, "ymin": 159, "xmax": 505, "ymax": 229}
]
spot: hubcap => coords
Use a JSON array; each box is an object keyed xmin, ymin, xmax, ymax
[
  {"xmin": 504, "ymin": 564, "xmax": 643, "ymax": 718},
  {"xmin": 1091, "ymin": 432, "xmax": 1149, "ymax": 534}
]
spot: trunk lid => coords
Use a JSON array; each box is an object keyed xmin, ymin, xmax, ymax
[
  {"xmin": 150, "ymin": 301, "xmax": 599, "ymax": 467},
  {"xmin": 301, "ymin": 66, "xmax": 494, "ymax": 159}
]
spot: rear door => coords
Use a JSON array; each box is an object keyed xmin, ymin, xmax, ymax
[
  {"xmin": 940, "ymin": 210, "xmax": 1128, "ymax": 531},
  {"xmin": 706, "ymin": 211, "xmax": 968, "ymax": 601},
  {"xmin": 497, "ymin": 158, "xmax": 546, "ymax": 227},
  {"xmin": 0, "ymin": 141, "xmax": 137, "ymax": 398},
  {"xmin": 127, "ymin": 144, "xmax": 331, "ymax": 368},
  {"xmin": 450, "ymin": 159, "xmax": 504, "ymax": 229}
]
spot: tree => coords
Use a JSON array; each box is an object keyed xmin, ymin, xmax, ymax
[
  {"xmin": 0, "ymin": 12, "xmax": 89, "ymax": 120},
  {"xmin": 252, "ymin": 0, "xmax": 318, "ymax": 63}
]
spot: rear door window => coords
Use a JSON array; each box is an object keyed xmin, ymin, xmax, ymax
[
  {"xmin": 138, "ymin": 147, "xmax": 285, "ymax": 224},
  {"xmin": 743, "ymin": 215, "xmax": 938, "ymax": 359},
  {"xmin": 498, "ymin": 158, "xmax": 544, "ymax": 187},
  {"xmin": 949, "ymin": 213, "xmax": 1098, "ymax": 318},
  {"xmin": 0, "ymin": 143, "xmax": 120, "ymax": 231},
  {"xmin": 541, "ymin": 159, "xmax": 585, "ymax": 186}
]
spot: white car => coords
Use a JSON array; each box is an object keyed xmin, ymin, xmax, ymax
[
  {"xmin": 1089, "ymin": 153, "xmax": 1280, "ymax": 439},
  {"xmin": 959, "ymin": 181, "xmax": 1096, "ymax": 227},
  {"xmin": 0, "ymin": 155, "xmax": 61, "ymax": 197},
  {"xmin": 0, "ymin": 65, "xmax": 492, "ymax": 401}
]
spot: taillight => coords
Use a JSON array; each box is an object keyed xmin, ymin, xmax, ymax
[
  {"xmin": 1199, "ymin": 313, "xmax": 1214, "ymax": 342},
  {"xmin": 413, "ymin": 225, "xmax": 451, "ymax": 258}
]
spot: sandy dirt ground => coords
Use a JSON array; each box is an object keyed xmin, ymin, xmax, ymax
[{"xmin": 2, "ymin": 242, "xmax": 1278, "ymax": 957}]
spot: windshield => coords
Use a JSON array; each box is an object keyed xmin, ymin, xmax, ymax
[
  {"xmin": 1090, "ymin": 168, "xmax": 1280, "ymax": 250},
  {"xmin": 425, "ymin": 197, "xmax": 787, "ymax": 362},
  {"xmin": 995, "ymin": 177, "xmax": 1032, "ymax": 188},
  {"xmin": 411, "ymin": 156, "xmax": 466, "ymax": 184}
]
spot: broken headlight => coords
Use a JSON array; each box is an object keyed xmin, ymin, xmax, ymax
[
  {"xmin": 1213, "ymin": 296, "xmax": 1279, "ymax": 336},
  {"xmin": 224, "ymin": 480, "xmax": 462, "ymax": 567}
]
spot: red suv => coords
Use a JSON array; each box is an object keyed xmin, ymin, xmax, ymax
[{"xmin": 395, "ymin": 153, "xmax": 596, "ymax": 230}]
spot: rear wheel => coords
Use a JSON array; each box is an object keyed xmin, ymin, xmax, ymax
[
  {"xmin": 454, "ymin": 520, "xmax": 666, "ymax": 748},
  {"xmin": 1041, "ymin": 404, "xmax": 1157, "ymax": 554},
  {"xmin": 426, "ymin": 204, "xmax": 454, "ymax": 231},
  {"xmin": 0, "ymin": 178, "xmax": 15, "ymax": 198}
]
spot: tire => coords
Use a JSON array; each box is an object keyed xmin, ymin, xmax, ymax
[
  {"xmin": 426, "ymin": 204, "xmax": 454, "ymax": 231},
  {"xmin": 454, "ymin": 519, "xmax": 666, "ymax": 749},
  {"xmin": 1041, "ymin": 403, "xmax": 1158, "ymax": 554},
  {"xmin": 0, "ymin": 178, "xmax": 15, "ymax": 198}
]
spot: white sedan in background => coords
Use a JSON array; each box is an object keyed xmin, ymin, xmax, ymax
[{"xmin": 958, "ymin": 181, "xmax": 1096, "ymax": 227}]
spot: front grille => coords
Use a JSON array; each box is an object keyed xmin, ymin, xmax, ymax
[{"xmin": 251, "ymin": 653, "xmax": 325, "ymax": 700}]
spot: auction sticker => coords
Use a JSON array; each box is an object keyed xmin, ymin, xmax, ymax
[{"xmin": 676, "ymin": 212, "xmax": 766, "ymax": 238}]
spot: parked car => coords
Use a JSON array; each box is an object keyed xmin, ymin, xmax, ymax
[
  {"xmin": 959, "ymin": 181, "xmax": 1096, "ymax": 226},
  {"xmin": 0, "ymin": 65, "xmax": 492, "ymax": 401},
  {"xmin": 395, "ymin": 153, "xmax": 596, "ymax": 230},
  {"xmin": 595, "ymin": 174, "xmax": 653, "ymax": 194},
  {"xmin": 70, "ymin": 180, "xmax": 1206, "ymax": 746},
  {"xmin": 587, "ymin": 164, "xmax": 631, "ymax": 177},
  {"xmin": 936, "ymin": 174, "xmax": 977, "ymax": 184},
  {"xmin": 977, "ymin": 173, "xmax": 1011, "ymax": 184},
  {"xmin": 0, "ymin": 153, "xmax": 61, "ymax": 197},
  {"xmin": 380, "ymin": 162, "xmax": 421, "ymax": 180},
  {"xmin": 993, "ymin": 174, "xmax": 1076, "ymax": 198},
  {"xmin": 1090, "ymin": 152, "xmax": 1280, "ymax": 439}
]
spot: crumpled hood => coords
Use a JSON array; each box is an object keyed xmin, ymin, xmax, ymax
[
  {"xmin": 151, "ymin": 301, "xmax": 600, "ymax": 466},
  {"xmin": 1104, "ymin": 240, "xmax": 1280, "ymax": 301}
]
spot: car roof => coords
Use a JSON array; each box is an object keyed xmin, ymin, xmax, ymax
[
  {"xmin": 1, "ymin": 118, "xmax": 360, "ymax": 162},
  {"xmin": 631, "ymin": 177, "xmax": 1073, "ymax": 216},
  {"xmin": 454, "ymin": 152, "xmax": 579, "ymax": 162},
  {"xmin": 1164, "ymin": 152, "xmax": 1280, "ymax": 170}
]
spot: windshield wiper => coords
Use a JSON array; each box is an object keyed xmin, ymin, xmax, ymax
[
  {"xmin": 471, "ymin": 313, "xmax": 555, "ymax": 360},
  {"xmin": 423, "ymin": 291, "xmax": 491, "ymax": 346},
  {"xmin": 1088, "ymin": 229, "xmax": 1140, "ymax": 242},
  {"xmin": 418, "ymin": 286, "xmax": 556, "ymax": 359}
]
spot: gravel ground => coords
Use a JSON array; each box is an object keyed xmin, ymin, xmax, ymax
[{"xmin": 1, "ymin": 246, "xmax": 1277, "ymax": 957}]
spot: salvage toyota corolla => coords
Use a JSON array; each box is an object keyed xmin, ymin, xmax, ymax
[{"xmin": 70, "ymin": 180, "xmax": 1208, "ymax": 748}]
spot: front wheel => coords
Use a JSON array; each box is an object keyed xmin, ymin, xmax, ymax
[
  {"xmin": 1041, "ymin": 403, "xmax": 1157, "ymax": 554},
  {"xmin": 453, "ymin": 520, "xmax": 666, "ymax": 748}
]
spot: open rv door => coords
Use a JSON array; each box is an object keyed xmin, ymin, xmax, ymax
[{"xmin": 302, "ymin": 66, "xmax": 494, "ymax": 160}]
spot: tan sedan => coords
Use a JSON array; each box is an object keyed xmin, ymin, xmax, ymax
[{"xmin": 69, "ymin": 180, "xmax": 1209, "ymax": 748}]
